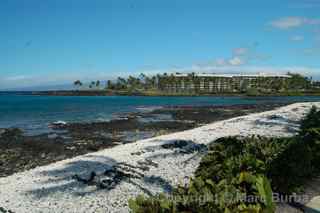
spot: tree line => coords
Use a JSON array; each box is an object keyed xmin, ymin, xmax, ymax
[
  {"xmin": 73, "ymin": 72, "xmax": 317, "ymax": 94},
  {"xmin": 73, "ymin": 73, "xmax": 161, "ymax": 91}
]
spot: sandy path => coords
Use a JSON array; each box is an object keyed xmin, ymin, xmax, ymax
[{"xmin": 0, "ymin": 102, "xmax": 319, "ymax": 213}]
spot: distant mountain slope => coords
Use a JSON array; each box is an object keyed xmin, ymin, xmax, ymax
[
  {"xmin": 1, "ymin": 80, "xmax": 108, "ymax": 91},
  {"xmin": 2, "ymin": 84, "xmax": 74, "ymax": 91}
]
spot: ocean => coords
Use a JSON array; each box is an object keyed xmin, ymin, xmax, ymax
[{"xmin": 1, "ymin": 95, "xmax": 320, "ymax": 135}]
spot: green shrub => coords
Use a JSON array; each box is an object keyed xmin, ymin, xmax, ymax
[
  {"xmin": 267, "ymin": 137, "xmax": 313, "ymax": 193},
  {"xmin": 129, "ymin": 194, "xmax": 176, "ymax": 213},
  {"xmin": 303, "ymin": 128, "xmax": 320, "ymax": 172},
  {"xmin": 300, "ymin": 106, "xmax": 320, "ymax": 135},
  {"xmin": 246, "ymin": 88, "xmax": 260, "ymax": 96}
]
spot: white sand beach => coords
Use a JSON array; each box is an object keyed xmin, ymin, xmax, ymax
[{"xmin": 1, "ymin": 102, "xmax": 320, "ymax": 213}]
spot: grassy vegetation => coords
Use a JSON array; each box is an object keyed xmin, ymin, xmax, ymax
[{"xmin": 128, "ymin": 106, "xmax": 320, "ymax": 213}]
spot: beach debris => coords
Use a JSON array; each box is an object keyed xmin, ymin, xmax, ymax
[{"xmin": 0, "ymin": 128, "xmax": 23, "ymax": 140}]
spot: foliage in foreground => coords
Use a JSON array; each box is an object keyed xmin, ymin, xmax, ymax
[{"xmin": 129, "ymin": 106, "xmax": 320, "ymax": 213}]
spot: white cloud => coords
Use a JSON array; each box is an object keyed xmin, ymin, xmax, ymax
[
  {"xmin": 147, "ymin": 65, "xmax": 320, "ymax": 79},
  {"xmin": 228, "ymin": 57, "xmax": 244, "ymax": 66},
  {"xmin": 4, "ymin": 75, "xmax": 29, "ymax": 81},
  {"xmin": 141, "ymin": 65, "xmax": 320, "ymax": 80},
  {"xmin": 290, "ymin": 35, "xmax": 304, "ymax": 41},
  {"xmin": 269, "ymin": 17, "xmax": 320, "ymax": 30},
  {"xmin": 270, "ymin": 17, "xmax": 305, "ymax": 29},
  {"xmin": 206, "ymin": 45, "xmax": 269, "ymax": 68}
]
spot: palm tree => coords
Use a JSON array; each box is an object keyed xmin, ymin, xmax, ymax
[
  {"xmin": 128, "ymin": 76, "xmax": 138, "ymax": 89},
  {"xmin": 89, "ymin": 81, "xmax": 95, "ymax": 89},
  {"xmin": 156, "ymin": 74, "xmax": 162, "ymax": 89},
  {"xmin": 139, "ymin": 73, "xmax": 146, "ymax": 82},
  {"xmin": 106, "ymin": 80, "xmax": 113, "ymax": 90},
  {"xmin": 73, "ymin": 80, "xmax": 82, "ymax": 90},
  {"xmin": 96, "ymin": 80, "xmax": 101, "ymax": 89},
  {"xmin": 151, "ymin": 76, "xmax": 157, "ymax": 88},
  {"xmin": 117, "ymin": 77, "xmax": 127, "ymax": 89},
  {"xmin": 287, "ymin": 73, "xmax": 310, "ymax": 90}
]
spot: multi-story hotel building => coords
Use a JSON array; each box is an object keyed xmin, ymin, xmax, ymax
[{"xmin": 158, "ymin": 73, "xmax": 291, "ymax": 93}]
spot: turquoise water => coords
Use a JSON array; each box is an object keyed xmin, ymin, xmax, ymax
[{"xmin": 1, "ymin": 95, "xmax": 320, "ymax": 135}]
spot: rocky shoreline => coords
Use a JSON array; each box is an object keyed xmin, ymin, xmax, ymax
[
  {"xmin": 0, "ymin": 102, "xmax": 317, "ymax": 213},
  {"xmin": 0, "ymin": 103, "xmax": 288, "ymax": 178},
  {"xmin": 3, "ymin": 90, "xmax": 320, "ymax": 97}
]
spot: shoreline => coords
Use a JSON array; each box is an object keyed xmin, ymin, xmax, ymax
[
  {"xmin": 0, "ymin": 103, "xmax": 287, "ymax": 177},
  {"xmin": 1, "ymin": 102, "xmax": 319, "ymax": 212},
  {"xmin": 1, "ymin": 90, "xmax": 320, "ymax": 97}
]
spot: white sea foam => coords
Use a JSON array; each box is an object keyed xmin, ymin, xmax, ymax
[{"xmin": 136, "ymin": 106, "xmax": 164, "ymax": 112}]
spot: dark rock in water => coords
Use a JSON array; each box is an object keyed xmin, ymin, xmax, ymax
[
  {"xmin": 0, "ymin": 128, "xmax": 23, "ymax": 140},
  {"xmin": 0, "ymin": 127, "xmax": 116, "ymax": 177}
]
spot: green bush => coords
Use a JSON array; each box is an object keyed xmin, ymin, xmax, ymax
[
  {"xmin": 300, "ymin": 106, "xmax": 320, "ymax": 135},
  {"xmin": 267, "ymin": 137, "xmax": 313, "ymax": 193},
  {"xmin": 129, "ymin": 194, "xmax": 177, "ymax": 213},
  {"xmin": 268, "ymin": 105, "xmax": 320, "ymax": 193},
  {"xmin": 246, "ymin": 88, "xmax": 260, "ymax": 96},
  {"xmin": 303, "ymin": 128, "xmax": 320, "ymax": 172}
]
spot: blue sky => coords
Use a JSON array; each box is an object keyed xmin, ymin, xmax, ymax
[{"xmin": 1, "ymin": 0, "xmax": 320, "ymax": 89}]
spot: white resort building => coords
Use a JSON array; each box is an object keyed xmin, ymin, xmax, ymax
[{"xmin": 158, "ymin": 73, "xmax": 291, "ymax": 93}]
